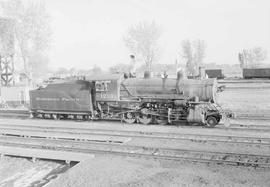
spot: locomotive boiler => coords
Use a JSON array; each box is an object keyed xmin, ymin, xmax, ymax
[
  {"xmin": 122, "ymin": 78, "xmax": 218, "ymax": 102},
  {"xmin": 29, "ymin": 74, "xmax": 229, "ymax": 127}
]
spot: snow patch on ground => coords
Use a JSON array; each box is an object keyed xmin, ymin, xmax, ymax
[{"xmin": 0, "ymin": 157, "xmax": 62, "ymax": 187}]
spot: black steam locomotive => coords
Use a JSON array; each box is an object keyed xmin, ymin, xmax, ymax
[{"xmin": 29, "ymin": 74, "xmax": 230, "ymax": 127}]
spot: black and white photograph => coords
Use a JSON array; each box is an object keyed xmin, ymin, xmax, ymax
[{"xmin": 0, "ymin": 0, "xmax": 269, "ymax": 186}]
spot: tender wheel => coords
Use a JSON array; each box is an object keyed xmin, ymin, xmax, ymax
[
  {"xmin": 30, "ymin": 112, "xmax": 37, "ymax": 118},
  {"xmin": 138, "ymin": 114, "xmax": 152, "ymax": 125},
  {"xmin": 52, "ymin": 114, "xmax": 59, "ymax": 120},
  {"xmin": 61, "ymin": 114, "xmax": 68, "ymax": 119},
  {"xmin": 83, "ymin": 115, "xmax": 89, "ymax": 121},
  {"xmin": 122, "ymin": 112, "xmax": 136, "ymax": 124},
  {"xmin": 76, "ymin": 115, "xmax": 84, "ymax": 120},
  {"xmin": 206, "ymin": 116, "xmax": 218, "ymax": 127}
]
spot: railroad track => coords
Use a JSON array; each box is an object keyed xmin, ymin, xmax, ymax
[
  {"xmin": 229, "ymin": 123, "xmax": 270, "ymax": 130},
  {"xmin": 218, "ymin": 79, "xmax": 270, "ymax": 84},
  {"xmin": 0, "ymin": 136, "xmax": 269, "ymax": 168},
  {"xmin": 0, "ymin": 121, "xmax": 270, "ymax": 168},
  {"xmin": 0, "ymin": 110, "xmax": 29, "ymax": 119},
  {"xmin": 0, "ymin": 123, "xmax": 270, "ymax": 146},
  {"xmin": 216, "ymin": 125, "xmax": 270, "ymax": 132},
  {"xmin": 1, "ymin": 110, "xmax": 270, "ymax": 130},
  {"xmin": 167, "ymin": 124, "xmax": 270, "ymax": 132},
  {"xmin": 0, "ymin": 109, "xmax": 29, "ymax": 114},
  {"xmin": 235, "ymin": 113, "xmax": 270, "ymax": 120}
]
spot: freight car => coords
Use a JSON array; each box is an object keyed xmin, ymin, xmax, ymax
[
  {"xmin": 29, "ymin": 74, "xmax": 230, "ymax": 127},
  {"xmin": 243, "ymin": 68, "xmax": 270, "ymax": 79},
  {"xmin": 205, "ymin": 69, "xmax": 224, "ymax": 79}
]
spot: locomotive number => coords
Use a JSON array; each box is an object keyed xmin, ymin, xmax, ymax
[{"xmin": 99, "ymin": 93, "xmax": 114, "ymax": 99}]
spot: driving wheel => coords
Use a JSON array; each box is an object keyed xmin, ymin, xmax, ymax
[
  {"xmin": 138, "ymin": 113, "xmax": 152, "ymax": 125},
  {"xmin": 123, "ymin": 112, "xmax": 136, "ymax": 124}
]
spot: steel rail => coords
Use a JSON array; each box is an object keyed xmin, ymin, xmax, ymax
[
  {"xmin": 0, "ymin": 137, "xmax": 269, "ymax": 168},
  {"xmin": 0, "ymin": 124, "xmax": 270, "ymax": 146}
]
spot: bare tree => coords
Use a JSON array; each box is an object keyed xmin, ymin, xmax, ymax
[
  {"xmin": 238, "ymin": 47, "xmax": 267, "ymax": 68},
  {"xmin": 181, "ymin": 39, "xmax": 206, "ymax": 76},
  {"xmin": 252, "ymin": 47, "xmax": 267, "ymax": 63},
  {"xmin": 238, "ymin": 53, "xmax": 245, "ymax": 69},
  {"xmin": 29, "ymin": 51, "xmax": 50, "ymax": 80},
  {"xmin": 1, "ymin": 0, "xmax": 51, "ymax": 84},
  {"xmin": 0, "ymin": 19, "xmax": 14, "ymax": 55},
  {"xmin": 91, "ymin": 65, "xmax": 102, "ymax": 74},
  {"xmin": 55, "ymin": 67, "xmax": 69, "ymax": 77},
  {"xmin": 193, "ymin": 40, "xmax": 206, "ymax": 67},
  {"xmin": 124, "ymin": 21, "xmax": 161, "ymax": 72}
]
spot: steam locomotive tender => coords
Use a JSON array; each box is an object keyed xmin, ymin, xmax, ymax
[{"xmin": 29, "ymin": 74, "xmax": 227, "ymax": 127}]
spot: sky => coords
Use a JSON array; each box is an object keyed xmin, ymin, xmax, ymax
[{"xmin": 46, "ymin": 0, "xmax": 270, "ymax": 70}]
